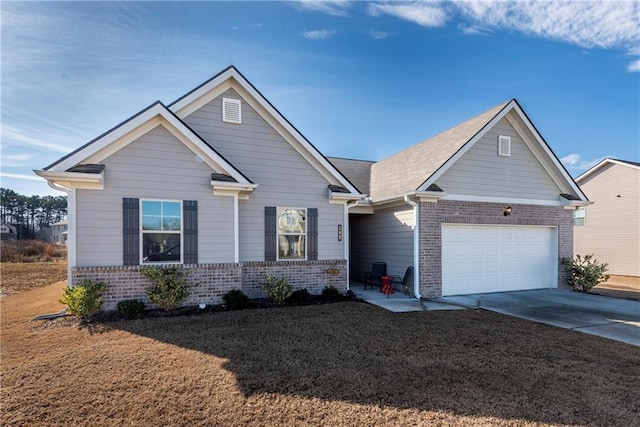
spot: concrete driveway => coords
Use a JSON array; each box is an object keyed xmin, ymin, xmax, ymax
[{"xmin": 439, "ymin": 289, "xmax": 640, "ymax": 347}]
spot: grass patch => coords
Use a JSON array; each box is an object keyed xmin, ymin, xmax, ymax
[
  {"xmin": 2, "ymin": 284, "xmax": 639, "ymax": 426},
  {"xmin": 0, "ymin": 261, "xmax": 67, "ymax": 297}
]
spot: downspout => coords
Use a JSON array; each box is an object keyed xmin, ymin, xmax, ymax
[
  {"xmin": 344, "ymin": 200, "xmax": 356, "ymax": 291},
  {"xmin": 404, "ymin": 195, "xmax": 421, "ymax": 299},
  {"xmin": 47, "ymin": 181, "xmax": 74, "ymax": 284},
  {"xmin": 233, "ymin": 193, "xmax": 239, "ymax": 263}
]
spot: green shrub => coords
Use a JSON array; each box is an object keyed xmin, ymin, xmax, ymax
[
  {"xmin": 60, "ymin": 279, "xmax": 107, "ymax": 320},
  {"xmin": 262, "ymin": 274, "xmax": 293, "ymax": 304},
  {"xmin": 223, "ymin": 289, "xmax": 250, "ymax": 310},
  {"xmin": 562, "ymin": 254, "xmax": 610, "ymax": 292},
  {"xmin": 286, "ymin": 288, "xmax": 312, "ymax": 305},
  {"xmin": 322, "ymin": 286, "xmax": 343, "ymax": 300},
  {"xmin": 142, "ymin": 266, "xmax": 192, "ymax": 311},
  {"xmin": 117, "ymin": 299, "xmax": 145, "ymax": 318}
]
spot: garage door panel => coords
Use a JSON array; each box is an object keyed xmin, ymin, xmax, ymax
[{"xmin": 442, "ymin": 225, "xmax": 557, "ymax": 296}]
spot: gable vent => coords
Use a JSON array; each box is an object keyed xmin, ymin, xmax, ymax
[
  {"xmin": 222, "ymin": 98, "xmax": 241, "ymax": 124},
  {"xmin": 498, "ymin": 135, "xmax": 511, "ymax": 157}
]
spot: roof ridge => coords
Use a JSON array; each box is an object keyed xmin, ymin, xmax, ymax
[{"xmin": 375, "ymin": 100, "xmax": 511, "ymax": 167}]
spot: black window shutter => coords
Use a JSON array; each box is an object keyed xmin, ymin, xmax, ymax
[
  {"xmin": 265, "ymin": 206, "xmax": 277, "ymax": 261},
  {"xmin": 123, "ymin": 198, "xmax": 139, "ymax": 265},
  {"xmin": 308, "ymin": 208, "xmax": 318, "ymax": 260},
  {"xmin": 183, "ymin": 200, "xmax": 198, "ymax": 264}
]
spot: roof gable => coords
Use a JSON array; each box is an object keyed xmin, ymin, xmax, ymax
[
  {"xmin": 370, "ymin": 101, "xmax": 509, "ymax": 202},
  {"xmin": 41, "ymin": 101, "xmax": 252, "ymax": 185},
  {"xmin": 370, "ymin": 99, "xmax": 587, "ymax": 203},
  {"xmin": 576, "ymin": 158, "xmax": 640, "ymax": 185},
  {"xmin": 169, "ymin": 66, "xmax": 362, "ymax": 197}
]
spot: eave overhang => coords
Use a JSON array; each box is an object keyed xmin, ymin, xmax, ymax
[
  {"xmin": 34, "ymin": 169, "xmax": 104, "ymax": 190},
  {"xmin": 211, "ymin": 180, "xmax": 259, "ymax": 199}
]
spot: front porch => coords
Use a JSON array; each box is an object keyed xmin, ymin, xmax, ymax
[{"xmin": 349, "ymin": 281, "xmax": 464, "ymax": 313}]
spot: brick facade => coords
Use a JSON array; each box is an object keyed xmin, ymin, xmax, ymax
[
  {"xmin": 241, "ymin": 260, "xmax": 347, "ymax": 298},
  {"xmin": 419, "ymin": 200, "xmax": 573, "ymax": 298},
  {"xmin": 72, "ymin": 259, "xmax": 347, "ymax": 311}
]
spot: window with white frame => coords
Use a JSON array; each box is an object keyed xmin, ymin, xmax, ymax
[
  {"xmin": 277, "ymin": 208, "xmax": 306, "ymax": 260},
  {"xmin": 141, "ymin": 200, "xmax": 182, "ymax": 263},
  {"xmin": 573, "ymin": 207, "xmax": 586, "ymax": 226}
]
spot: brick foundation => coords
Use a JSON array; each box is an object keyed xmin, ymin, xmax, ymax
[
  {"xmin": 419, "ymin": 200, "xmax": 573, "ymax": 298},
  {"xmin": 241, "ymin": 260, "xmax": 347, "ymax": 298},
  {"xmin": 72, "ymin": 259, "xmax": 347, "ymax": 311}
]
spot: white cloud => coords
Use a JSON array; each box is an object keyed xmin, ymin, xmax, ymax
[
  {"xmin": 302, "ymin": 29, "xmax": 338, "ymax": 39},
  {"xmin": 1, "ymin": 125, "xmax": 72, "ymax": 153},
  {"xmin": 2, "ymin": 153, "xmax": 34, "ymax": 162},
  {"xmin": 627, "ymin": 59, "xmax": 640, "ymax": 73},
  {"xmin": 368, "ymin": 2, "xmax": 448, "ymax": 27},
  {"xmin": 452, "ymin": 1, "xmax": 639, "ymax": 50},
  {"xmin": 458, "ymin": 23, "xmax": 493, "ymax": 36},
  {"xmin": 365, "ymin": 1, "xmax": 638, "ymax": 55},
  {"xmin": 296, "ymin": 0, "xmax": 351, "ymax": 17},
  {"xmin": 368, "ymin": 30, "xmax": 395, "ymax": 40},
  {"xmin": 561, "ymin": 153, "xmax": 612, "ymax": 173},
  {"xmin": 0, "ymin": 172, "xmax": 42, "ymax": 182}
]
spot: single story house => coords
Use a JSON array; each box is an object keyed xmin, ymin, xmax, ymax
[
  {"xmin": 574, "ymin": 158, "xmax": 640, "ymax": 277},
  {"xmin": 1, "ymin": 223, "xmax": 17, "ymax": 241},
  {"xmin": 36, "ymin": 66, "xmax": 589, "ymax": 309}
]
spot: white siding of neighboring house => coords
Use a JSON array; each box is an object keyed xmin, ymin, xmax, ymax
[
  {"xmin": 575, "ymin": 163, "xmax": 640, "ymax": 276},
  {"xmin": 350, "ymin": 204, "xmax": 414, "ymax": 289},
  {"xmin": 182, "ymin": 88, "xmax": 345, "ymax": 261},
  {"xmin": 75, "ymin": 125, "xmax": 235, "ymax": 266},
  {"xmin": 435, "ymin": 117, "xmax": 562, "ymax": 201}
]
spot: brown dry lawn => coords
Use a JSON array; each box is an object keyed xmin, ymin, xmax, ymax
[
  {"xmin": 2, "ymin": 282, "xmax": 640, "ymax": 426},
  {"xmin": 0, "ymin": 261, "xmax": 67, "ymax": 297},
  {"xmin": 593, "ymin": 275, "xmax": 640, "ymax": 301}
]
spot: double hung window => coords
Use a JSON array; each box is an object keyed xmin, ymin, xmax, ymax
[
  {"xmin": 141, "ymin": 200, "xmax": 182, "ymax": 263},
  {"xmin": 277, "ymin": 208, "xmax": 306, "ymax": 260}
]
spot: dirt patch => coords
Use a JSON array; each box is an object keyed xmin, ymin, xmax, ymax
[
  {"xmin": 2, "ymin": 283, "xmax": 639, "ymax": 426},
  {"xmin": 592, "ymin": 275, "xmax": 640, "ymax": 301},
  {"xmin": 0, "ymin": 261, "xmax": 67, "ymax": 297}
]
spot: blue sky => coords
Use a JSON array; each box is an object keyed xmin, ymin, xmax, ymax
[{"xmin": 2, "ymin": 0, "xmax": 639, "ymax": 196}]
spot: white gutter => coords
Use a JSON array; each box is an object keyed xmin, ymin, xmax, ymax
[
  {"xmin": 404, "ymin": 195, "xmax": 421, "ymax": 299},
  {"xmin": 372, "ymin": 190, "xmax": 445, "ymax": 206}
]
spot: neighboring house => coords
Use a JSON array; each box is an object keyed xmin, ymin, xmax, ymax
[
  {"xmin": 574, "ymin": 159, "xmax": 640, "ymax": 277},
  {"xmin": 36, "ymin": 66, "xmax": 588, "ymax": 309},
  {"xmin": 36, "ymin": 227, "xmax": 53, "ymax": 243},
  {"xmin": 51, "ymin": 219, "xmax": 68, "ymax": 244},
  {"xmin": 1, "ymin": 223, "xmax": 17, "ymax": 241}
]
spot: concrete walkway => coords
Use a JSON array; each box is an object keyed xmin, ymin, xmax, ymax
[
  {"xmin": 439, "ymin": 289, "xmax": 640, "ymax": 347},
  {"xmin": 350, "ymin": 282, "xmax": 465, "ymax": 312}
]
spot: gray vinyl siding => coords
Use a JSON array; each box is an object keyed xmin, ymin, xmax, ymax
[
  {"xmin": 350, "ymin": 205, "xmax": 414, "ymax": 286},
  {"xmin": 435, "ymin": 117, "xmax": 561, "ymax": 200},
  {"xmin": 183, "ymin": 88, "xmax": 344, "ymax": 261},
  {"xmin": 574, "ymin": 164, "xmax": 640, "ymax": 276},
  {"xmin": 75, "ymin": 125, "xmax": 235, "ymax": 266}
]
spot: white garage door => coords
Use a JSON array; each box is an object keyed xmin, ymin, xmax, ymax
[{"xmin": 442, "ymin": 225, "xmax": 558, "ymax": 296}]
